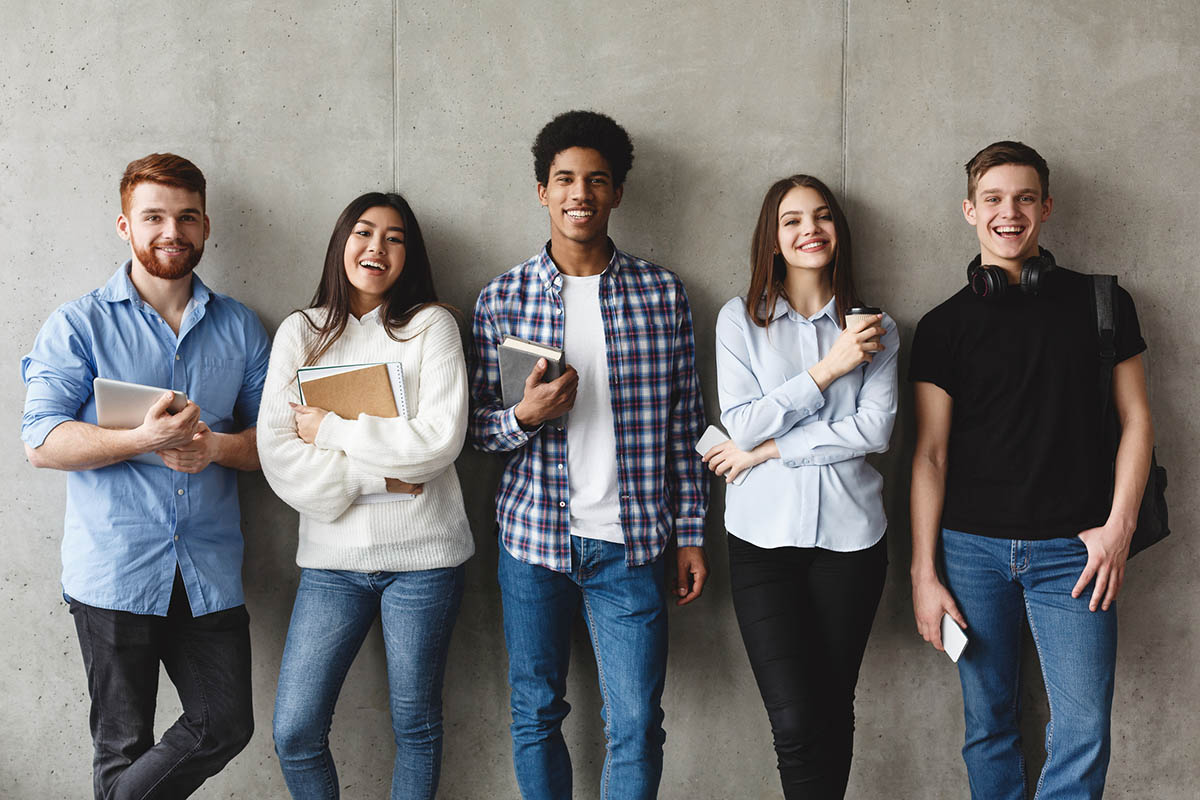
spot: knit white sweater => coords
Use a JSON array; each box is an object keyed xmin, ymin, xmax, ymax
[{"xmin": 257, "ymin": 304, "xmax": 474, "ymax": 572}]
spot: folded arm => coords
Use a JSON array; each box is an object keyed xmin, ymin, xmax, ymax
[
  {"xmin": 715, "ymin": 307, "xmax": 826, "ymax": 450},
  {"xmin": 314, "ymin": 314, "xmax": 469, "ymax": 484},
  {"xmin": 773, "ymin": 318, "xmax": 899, "ymax": 466},
  {"xmin": 255, "ymin": 317, "xmax": 387, "ymax": 523}
]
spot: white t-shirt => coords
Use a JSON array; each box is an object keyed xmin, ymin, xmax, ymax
[{"xmin": 561, "ymin": 273, "xmax": 624, "ymax": 544}]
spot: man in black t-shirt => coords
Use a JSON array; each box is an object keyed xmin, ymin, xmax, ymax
[{"xmin": 908, "ymin": 141, "xmax": 1154, "ymax": 800}]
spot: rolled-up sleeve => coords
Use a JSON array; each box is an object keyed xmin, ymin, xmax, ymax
[
  {"xmin": 234, "ymin": 311, "xmax": 271, "ymax": 428},
  {"xmin": 21, "ymin": 308, "xmax": 94, "ymax": 448},
  {"xmin": 467, "ymin": 293, "xmax": 536, "ymax": 453}
]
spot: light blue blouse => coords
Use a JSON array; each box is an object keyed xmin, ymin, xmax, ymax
[{"xmin": 715, "ymin": 295, "xmax": 898, "ymax": 551}]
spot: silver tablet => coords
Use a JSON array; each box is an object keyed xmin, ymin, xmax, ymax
[{"xmin": 93, "ymin": 378, "xmax": 188, "ymax": 466}]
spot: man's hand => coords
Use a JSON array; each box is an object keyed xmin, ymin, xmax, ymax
[
  {"xmin": 290, "ymin": 402, "xmax": 329, "ymax": 444},
  {"xmin": 385, "ymin": 478, "xmax": 424, "ymax": 495},
  {"xmin": 1073, "ymin": 521, "xmax": 1133, "ymax": 612},
  {"xmin": 138, "ymin": 392, "xmax": 201, "ymax": 452},
  {"xmin": 673, "ymin": 545, "xmax": 708, "ymax": 606},
  {"xmin": 514, "ymin": 359, "xmax": 578, "ymax": 429},
  {"xmin": 912, "ymin": 573, "xmax": 967, "ymax": 651},
  {"xmin": 157, "ymin": 421, "xmax": 219, "ymax": 474}
]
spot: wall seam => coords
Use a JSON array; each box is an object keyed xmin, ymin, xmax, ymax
[
  {"xmin": 392, "ymin": 0, "xmax": 400, "ymax": 191},
  {"xmin": 841, "ymin": 0, "xmax": 849, "ymax": 195}
]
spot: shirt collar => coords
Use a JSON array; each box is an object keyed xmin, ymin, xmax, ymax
[
  {"xmin": 348, "ymin": 304, "xmax": 384, "ymax": 327},
  {"xmin": 97, "ymin": 260, "xmax": 212, "ymax": 308},
  {"xmin": 536, "ymin": 239, "xmax": 623, "ymax": 289},
  {"xmin": 766, "ymin": 294, "xmax": 839, "ymax": 324}
]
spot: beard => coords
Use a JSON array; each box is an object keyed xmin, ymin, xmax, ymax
[{"xmin": 132, "ymin": 236, "xmax": 204, "ymax": 280}]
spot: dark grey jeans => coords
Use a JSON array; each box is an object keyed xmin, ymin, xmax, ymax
[{"xmin": 68, "ymin": 570, "xmax": 253, "ymax": 800}]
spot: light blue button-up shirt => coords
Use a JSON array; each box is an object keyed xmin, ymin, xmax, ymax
[
  {"xmin": 21, "ymin": 263, "xmax": 270, "ymax": 616},
  {"xmin": 714, "ymin": 295, "xmax": 898, "ymax": 551}
]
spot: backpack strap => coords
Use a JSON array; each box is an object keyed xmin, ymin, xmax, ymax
[{"xmin": 1091, "ymin": 274, "xmax": 1118, "ymax": 420}]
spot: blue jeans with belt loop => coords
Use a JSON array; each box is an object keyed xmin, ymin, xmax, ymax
[
  {"xmin": 273, "ymin": 565, "xmax": 465, "ymax": 800},
  {"xmin": 498, "ymin": 537, "xmax": 668, "ymax": 800},
  {"xmin": 941, "ymin": 529, "xmax": 1117, "ymax": 800}
]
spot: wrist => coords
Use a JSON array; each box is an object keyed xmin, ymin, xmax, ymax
[
  {"xmin": 129, "ymin": 426, "xmax": 158, "ymax": 455},
  {"xmin": 514, "ymin": 401, "xmax": 540, "ymax": 430},
  {"xmin": 910, "ymin": 562, "xmax": 939, "ymax": 584},
  {"xmin": 1105, "ymin": 511, "xmax": 1137, "ymax": 538},
  {"xmin": 808, "ymin": 362, "xmax": 831, "ymax": 391},
  {"xmin": 206, "ymin": 431, "xmax": 226, "ymax": 464}
]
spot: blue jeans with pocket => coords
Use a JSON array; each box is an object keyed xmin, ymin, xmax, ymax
[
  {"xmin": 941, "ymin": 529, "xmax": 1117, "ymax": 800},
  {"xmin": 273, "ymin": 566, "xmax": 465, "ymax": 800},
  {"xmin": 498, "ymin": 537, "xmax": 668, "ymax": 800}
]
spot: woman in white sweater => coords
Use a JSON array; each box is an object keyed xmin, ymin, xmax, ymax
[{"xmin": 258, "ymin": 192, "xmax": 473, "ymax": 800}]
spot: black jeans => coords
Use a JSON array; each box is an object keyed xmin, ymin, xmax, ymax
[
  {"xmin": 69, "ymin": 571, "xmax": 254, "ymax": 800},
  {"xmin": 728, "ymin": 533, "xmax": 887, "ymax": 800}
]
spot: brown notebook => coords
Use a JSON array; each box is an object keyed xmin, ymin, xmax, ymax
[{"xmin": 297, "ymin": 363, "xmax": 401, "ymax": 419}]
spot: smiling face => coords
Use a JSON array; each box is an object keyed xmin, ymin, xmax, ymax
[
  {"xmin": 963, "ymin": 163, "xmax": 1052, "ymax": 270},
  {"xmin": 343, "ymin": 205, "xmax": 406, "ymax": 316},
  {"xmin": 117, "ymin": 182, "xmax": 209, "ymax": 280},
  {"xmin": 537, "ymin": 146, "xmax": 622, "ymax": 250},
  {"xmin": 776, "ymin": 185, "xmax": 838, "ymax": 274}
]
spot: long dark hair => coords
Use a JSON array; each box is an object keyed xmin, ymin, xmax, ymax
[
  {"xmin": 301, "ymin": 192, "xmax": 451, "ymax": 365},
  {"xmin": 745, "ymin": 175, "xmax": 861, "ymax": 329}
]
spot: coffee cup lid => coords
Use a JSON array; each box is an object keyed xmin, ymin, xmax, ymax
[{"xmin": 846, "ymin": 306, "xmax": 881, "ymax": 315}]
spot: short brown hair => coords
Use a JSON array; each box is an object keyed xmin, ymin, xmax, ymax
[
  {"xmin": 120, "ymin": 153, "xmax": 206, "ymax": 214},
  {"xmin": 965, "ymin": 141, "xmax": 1049, "ymax": 201}
]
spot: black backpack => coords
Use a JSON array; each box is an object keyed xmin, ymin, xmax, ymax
[{"xmin": 1091, "ymin": 274, "xmax": 1169, "ymax": 557}]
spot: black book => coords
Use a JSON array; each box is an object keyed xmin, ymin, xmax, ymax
[{"xmin": 498, "ymin": 335, "xmax": 565, "ymax": 428}]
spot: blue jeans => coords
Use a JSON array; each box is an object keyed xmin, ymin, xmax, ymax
[
  {"xmin": 941, "ymin": 529, "xmax": 1117, "ymax": 800},
  {"xmin": 273, "ymin": 566, "xmax": 465, "ymax": 800},
  {"xmin": 498, "ymin": 537, "xmax": 668, "ymax": 800}
]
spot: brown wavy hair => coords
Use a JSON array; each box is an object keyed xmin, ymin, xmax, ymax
[
  {"xmin": 745, "ymin": 175, "xmax": 860, "ymax": 329},
  {"xmin": 301, "ymin": 192, "xmax": 455, "ymax": 365},
  {"xmin": 120, "ymin": 153, "xmax": 206, "ymax": 214}
]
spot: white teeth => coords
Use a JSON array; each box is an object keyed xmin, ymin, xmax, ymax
[
  {"xmin": 800, "ymin": 241, "xmax": 826, "ymax": 251},
  {"xmin": 566, "ymin": 210, "xmax": 593, "ymax": 218},
  {"xmin": 360, "ymin": 260, "xmax": 385, "ymax": 270},
  {"xmin": 995, "ymin": 226, "xmax": 1024, "ymax": 234}
]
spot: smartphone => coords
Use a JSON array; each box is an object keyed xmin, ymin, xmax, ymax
[
  {"xmin": 694, "ymin": 424, "xmax": 750, "ymax": 485},
  {"xmin": 941, "ymin": 612, "xmax": 968, "ymax": 663}
]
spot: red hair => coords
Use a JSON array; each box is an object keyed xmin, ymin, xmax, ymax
[{"xmin": 120, "ymin": 153, "xmax": 206, "ymax": 213}]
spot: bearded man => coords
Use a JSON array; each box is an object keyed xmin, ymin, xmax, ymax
[{"xmin": 21, "ymin": 153, "xmax": 269, "ymax": 799}]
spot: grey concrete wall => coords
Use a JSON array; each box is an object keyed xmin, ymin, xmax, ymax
[{"xmin": 2, "ymin": 1, "xmax": 1196, "ymax": 797}]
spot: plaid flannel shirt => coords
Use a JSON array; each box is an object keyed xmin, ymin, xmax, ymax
[{"xmin": 469, "ymin": 243, "xmax": 708, "ymax": 573}]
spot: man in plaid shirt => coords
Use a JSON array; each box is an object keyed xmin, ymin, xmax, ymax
[{"xmin": 469, "ymin": 110, "xmax": 709, "ymax": 799}]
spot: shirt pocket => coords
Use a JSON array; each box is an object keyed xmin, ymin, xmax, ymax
[{"xmin": 190, "ymin": 356, "xmax": 245, "ymax": 425}]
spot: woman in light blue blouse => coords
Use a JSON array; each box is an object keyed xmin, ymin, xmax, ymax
[{"xmin": 702, "ymin": 174, "xmax": 898, "ymax": 799}]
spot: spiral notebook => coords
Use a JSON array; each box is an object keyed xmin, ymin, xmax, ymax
[
  {"xmin": 296, "ymin": 362, "xmax": 407, "ymax": 420},
  {"xmin": 295, "ymin": 362, "xmax": 414, "ymax": 504}
]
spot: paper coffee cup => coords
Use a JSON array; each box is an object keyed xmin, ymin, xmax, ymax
[{"xmin": 845, "ymin": 306, "xmax": 883, "ymax": 344}]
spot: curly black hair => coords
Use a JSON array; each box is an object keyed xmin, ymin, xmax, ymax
[{"xmin": 532, "ymin": 110, "xmax": 635, "ymax": 188}]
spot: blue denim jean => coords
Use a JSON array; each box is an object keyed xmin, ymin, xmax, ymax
[
  {"xmin": 498, "ymin": 537, "xmax": 668, "ymax": 800},
  {"xmin": 941, "ymin": 529, "xmax": 1117, "ymax": 800},
  {"xmin": 273, "ymin": 566, "xmax": 465, "ymax": 800}
]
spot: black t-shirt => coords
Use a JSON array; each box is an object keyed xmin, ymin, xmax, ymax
[{"xmin": 908, "ymin": 267, "xmax": 1146, "ymax": 540}]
